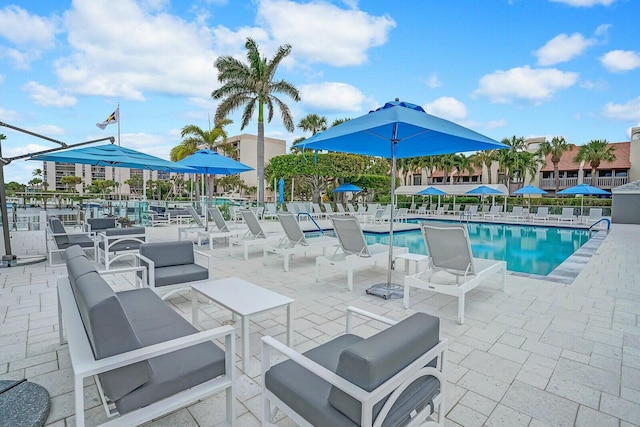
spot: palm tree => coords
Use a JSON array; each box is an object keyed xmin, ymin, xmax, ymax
[
  {"xmin": 537, "ymin": 136, "xmax": 574, "ymax": 193},
  {"xmin": 434, "ymin": 154, "xmax": 457, "ymax": 184},
  {"xmin": 212, "ymin": 37, "xmax": 300, "ymax": 204},
  {"xmin": 291, "ymin": 114, "xmax": 328, "ymax": 153},
  {"xmin": 469, "ymin": 150, "xmax": 497, "ymax": 184},
  {"xmin": 496, "ymin": 135, "xmax": 526, "ymax": 189},
  {"xmin": 453, "ymin": 154, "xmax": 472, "ymax": 183},
  {"xmin": 169, "ymin": 119, "xmax": 232, "ymax": 203},
  {"xmin": 573, "ymin": 139, "xmax": 616, "ymax": 186}
]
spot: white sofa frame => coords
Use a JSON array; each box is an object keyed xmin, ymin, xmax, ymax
[
  {"xmin": 261, "ymin": 306, "xmax": 448, "ymax": 427},
  {"xmin": 57, "ymin": 273, "xmax": 235, "ymax": 427}
]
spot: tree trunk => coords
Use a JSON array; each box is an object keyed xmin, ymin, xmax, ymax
[
  {"xmin": 554, "ymin": 162, "xmax": 560, "ymax": 193},
  {"xmin": 257, "ymin": 108, "xmax": 265, "ymax": 205}
]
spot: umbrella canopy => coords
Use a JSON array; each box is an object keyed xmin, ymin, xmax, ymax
[
  {"xmin": 558, "ymin": 183, "xmax": 610, "ymax": 217},
  {"xmin": 174, "ymin": 149, "xmax": 254, "ymax": 175},
  {"xmin": 278, "ymin": 178, "xmax": 285, "ymax": 204},
  {"xmin": 333, "ymin": 183, "xmax": 363, "ymax": 193},
  {"xmin": 465, "ymin": 185, "xmax": 504, "ymax": 195},
  {"xmin": 30, "ymin": 143, "xmax": 196, "ymax": 173},
  {"xmin": 513, "ymin": 184, "xmax": 547, "ymax": 195},
  {"xmin": 557, "ymin": 183, "xmax": 610, "ymax": 196},
  {"xmin": 299, "ymin": 100, "xmax": 507, "ymax": 299},
  {"xmin": 416, "ymin": 186, "xmax": 447, "ymax": 196}
]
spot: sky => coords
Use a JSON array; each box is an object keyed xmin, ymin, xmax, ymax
[{"xmin": 1, "ymin": 0, "xmax": 639, "ymax": 185}]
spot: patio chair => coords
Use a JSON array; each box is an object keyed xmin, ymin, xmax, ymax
[
  {"xmin": 263, "ymin": 212, "xmax": 339, "ymax": 271},
  {"xmin": 483, "ymin": 205, "xmax": 503, "ymax": 219},
  {"xmin": 311, "ymin": 203, "xmax": 327, "ymax": 219},
  {"xmin": 558, "ymin": 207, "xmax": 576, "ymax": 223},
  {"xmin": 417, "ymin": 205, "xmax": 427, "ymax": 215},
  {"xmin": 533, "ymin": 206, "xmax": 550, "ymax": 222},
  {"xmin": 323, "ymin": 202, "xmax": 337, "ymax": 216},
  {"xmin": 262, "ymin": 306, "xmax": 448, "ymax": 427},
  {"xmin": 403, "ymin": 223, "xmax": 506, "ymax": 324},
  {"xmin": 586, "ymin": 207, "xmax": 603, "ymax": 225},
  {"xmin": 335, "ymin": 203, "xmax": 347, "ymax": 215},
  {"xmin": 263, "ymin": 203, "xmax": 278, "ymax": 220},
  {"xmin": 315, "ymin": 216, "xmax": 408, "ymax": 291},
  {"xmin": 346, "ymin": 203, "xmax": 357, "ymax": 214},
  {"xmin": 96, "ymin": 226, "xmax": 146, "ymax": 269},
  {"xmin": 46, "ymin": 217, "xmax": 97, "ymax": 266},
  {"xmin": 229, "ymin": 210, "xmax": 284, "ymax": 260}
]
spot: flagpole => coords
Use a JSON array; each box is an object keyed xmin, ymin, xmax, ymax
[{"xmin": 117, "ymin": 102, "xmax": 122, "ymax": 203}]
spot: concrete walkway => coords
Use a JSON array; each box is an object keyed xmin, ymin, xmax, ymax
[{"xmin": 0, "ymin": 219, "xmax": 638, "ymax": 426}]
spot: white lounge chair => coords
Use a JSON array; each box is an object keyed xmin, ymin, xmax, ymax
[
  {"xmin": 204, "ymin": 206, "xmax": 248, "ymax": 252},
  {"xmin": 178, "ymin": 206, "xmax": 210, "ymax": 245},
  {"xmin": 229, "ymin": 210, "xmax": 284, "ymax": 260},
  {"xmin": 315, "ymin": 216, "xmax": 407, "ymax": 291},
  {"xmin": 404, "ymin": 223, "xmax": 506, "ymax": 324},
  {"xmin": 263, "ymin": 203, "xmax": 278, "ymax": 220},
  {"xmin": 311, "ymin": 203, "xmax": 327, "ymax": 219},
  {"xmin": 586, "ymin": 207, "xmax": 603, "ymax": 225},
  {"xmin": 346, "ymin": 203, "xmax": 357, "ymax": 214},
  {"xmin": 507, "ymin": 206, "xmax": 525, "ymax": 221},
  {"xmin": 263, "ymin": 212, "xmax": 339, "ymax": 271},
  {"xmin": 533, "ymin": 206, "xmax": 550, "ymax": 222},
  {"xmin": 483, "ymin": 205, "xmax": 503, "ymax": 219},
  {"xmin": 558, "ymin": 207, "xmax": 576, "ymax": 223}
]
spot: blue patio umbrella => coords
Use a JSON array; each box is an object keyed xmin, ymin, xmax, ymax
[
  {"xmin": 558, "ymin": 183, "xmax": 610, "ymax": 216},
  {"xmin": 175, "ymin": 149, "xmax": 253, "ymax": 230},
  {"xmin": 416, "ymin": 186, "xmax": 447, "ymax": 208},
  {"xmin": 513, "ymin": 184, "xmax": 548, "ymax": 209},
  {"xmin": 278, "ymin": 178, "xmax": 285, "ymax": 204},
  {"xmin": 466, "ymin": 185, "xmax": 504, "ymax": 208},
  {"xmin": 299, "ymin": 100, "xmax": 507, "ymax": 299},
  {"xmin": 333, "ymin": 183, "xmax": 363, "ymax": 192}
]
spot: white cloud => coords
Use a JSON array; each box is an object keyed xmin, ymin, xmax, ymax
[
  {"xmin": 55, "ymin": 0, "xmax": 219, "ymax": 100},
  {"xmin": 549, "ymin": 0, "xmax": 616, "ymax": 6},
  {"xmin": 0, "ymin": 5, "xmax": 59, "ymax": 68},
  {"xmin": 424, "ymin": 97, "xmax": 467, "ymax": 121},
  {"xmin": 535, "ymin": 33, "xmax": 594, "ymax": 66},
  {"xmin": 600, "ymin": 50, "xmax": 640, "ymax": 72},
  {"xmin": 0, "ymin": 107, "xmax": 22, "ymax": 122},
  {"xmin": 299, "ymin": 82, "xmax": 365, "ymax": 112},
  {"xmin": 486, "ymin": 119, "xmax": 508, "ymax": 130},
  {"xmin": 256, "ymin": 0, "xmax": 396, "ymax": 67},
  {"xmin": 22, "ymin": 81, "xmax": 77, "ymax": 107},
  {"xmin": 602, "ymin": 97, "xmax": 640, "ymax": 121},
  {"xmin": 474, "ymin": 66, "xmax": 578, "ymax": 104},
  {"xmin": 426, "ymin": 73, "xmax": 442, "ymax": 89},
  {"xmin": 29, "ymin": 125, "xmax": 66, "ymax": 137}
]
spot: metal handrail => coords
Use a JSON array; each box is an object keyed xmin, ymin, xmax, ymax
[
  {"xmin": 296, "ymin": 212, "xmax": 324, "ymax": 235},
  {"xmin": 588, "ymin": 218, "xmax": 611, "ymax": 235}
]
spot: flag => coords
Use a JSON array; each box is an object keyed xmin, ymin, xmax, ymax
[{"xmin": 96, "ymin": 107, "xmax": 119, "ymax": 130}]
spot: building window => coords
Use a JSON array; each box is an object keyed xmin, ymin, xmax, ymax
[{"xmin": 413, "ymin": 175, "xmax": 422, "ymax": 185}]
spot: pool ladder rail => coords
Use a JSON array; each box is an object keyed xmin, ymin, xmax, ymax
[
  {"xmin": 296, "ymin": 212, "xmax": 325, "ymax": 235},
  {"xmin": 588, "ymin": 218, "xmax": 611, "ymax": 235}
]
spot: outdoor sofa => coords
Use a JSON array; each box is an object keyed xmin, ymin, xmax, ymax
[{"xmin": 57, "ymin": 245, "xmax": 235, "ymax": 427}]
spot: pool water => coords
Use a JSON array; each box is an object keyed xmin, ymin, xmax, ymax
[{"xmin": 363, "ymin": 221, "xmax": 591, "ymax": 276}]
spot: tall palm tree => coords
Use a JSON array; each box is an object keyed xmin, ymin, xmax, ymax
[
  {"xmin": 434, "ymin": 154, "xmax": 457, "ymax": 184},
  {"xmin": 497, "ymin": 135, "xmax": 526, "ymax": 189},
  {"xmin": 212, "ymin": 37, "xmax": 300, "ymax": 204},
  {"xmin": 291, "ymin": 114, "xmax": 328, "ymax": 153},
  {"xmin": 573, "ymin": 139, "xmax": 616, "ymax": 186},
  {"xmin": 537, "ymin": 136, "xmax": 574, "ymax": 193},
  {"xmin": 469, "ymin": 150, "xmax": 497, "ymax": 184},
  {"xmin": 169, "ymin": 119, "xmax": 232, "ymax": 202},
  {"xmin": 453, "ymin": 154, "xmax": 472, "ymax": 183}
]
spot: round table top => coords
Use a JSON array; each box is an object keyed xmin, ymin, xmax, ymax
[{"xmin": 0, "ymin": 380, "xmax": 50, "ymax": 427}]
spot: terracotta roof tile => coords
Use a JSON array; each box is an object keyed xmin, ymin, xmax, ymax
[{"xmin": 539, "ymin": 141, "xmax": 630, "ymax": 172}]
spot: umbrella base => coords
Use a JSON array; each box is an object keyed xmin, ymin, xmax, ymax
[{"xmin": 365, "ymin": 283, "xmax": 404, "ymax": 300}]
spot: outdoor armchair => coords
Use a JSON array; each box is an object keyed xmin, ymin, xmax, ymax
[{"xmin": 46, "ymin": 216, "xmax": 96, "ymax": 266}]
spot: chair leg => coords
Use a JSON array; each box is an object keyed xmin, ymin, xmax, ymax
[
  {"xmin": 458, "ymin": 294, "xmax": 465, "ymax": 325},
  {"xmin": 403, "ymin": 283, "xmax": 410, "ymax": 309}
]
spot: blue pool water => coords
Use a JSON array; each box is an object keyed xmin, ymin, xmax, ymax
[{"xmin": 363, "ymin": 221, "xmax": 591, "ymax": 276}]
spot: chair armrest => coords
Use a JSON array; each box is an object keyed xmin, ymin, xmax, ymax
[
  {"xmin": 134, "ymin": 253, "xmax": 155, "ymax": 287},
  {"xmin": 194, "ymin": 249, "xmax": 211, "ymax": 272},
  {"xmin": 345, "ymin": 306, "xmax": 397, "ymax": 334},
  {"xmin": 98, "ymin": 266, "xmax": 148, "ymax": 288},
  {"xmin": 82, "ymin": 325, "xmax": 235, "ymax": 377}
]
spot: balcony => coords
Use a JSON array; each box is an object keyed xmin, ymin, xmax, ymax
[{"xmin": 539, "ymin": 176, "xmax": 628, "ymax": 191}]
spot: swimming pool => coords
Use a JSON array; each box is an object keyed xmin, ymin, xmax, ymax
[{"xmin": 363, "ymin": 221, "xmax": 591, "ymax": 276}]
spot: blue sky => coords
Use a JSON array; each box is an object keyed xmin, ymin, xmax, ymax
[{"xmin": 1, "ymin": 0, "xmax": 639, "ymax": 185}]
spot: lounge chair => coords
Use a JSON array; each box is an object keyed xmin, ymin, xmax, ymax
[
  {"xmin": 311, "ymin": 203, "xmax": 327, "ymax": 219},
  {"xmin": 403, "ymin": 223, "xmax": 506, "ymax": 324},
  {"xmin": 204, "ymin": 206, "xmax": 248, "ymax": 252},
  {"xmin": 417, "ymin": 205, "xmax": 427, "ymax": 215},
  {"xmin": 177, "ymin": 206, "xmax": 210, "ymax": 245},
  {"xmin": 558, "ymin": 207, "xmax": 576, "ymax": 223},
  {"xmin": 586, "ymin": 207, "xmax": 603, "ymax": 225},
  {"xmin": 315, "ymin": 216, "xmax": 408, "ymax": 290},
  {"xmin": 46, "ymin": 217, "xmax": 96, "ymax": 266},
  {"xmin": 346, "ymin": 203, "xmax": 357, "ymax": 214},
  {"xmin": 507, "ymin": 206, "xmax": 525, "ymax": 221},
  {"xmin": 229, "ymin": 210, "xmax": 284, "ymax": 260},
  {"xmin": 335, "ymin": 203, "xmax": 348, "ymax": 215},
  {"xmin": 263, "ymin": 212, "xmax": 339, "ymax": 271},
  {"xmin": 483, "ymin": 205, "xmax": 503, "ymax": 219},
  {"xmin": 533, "ymin": 206, "xmax": 550, "ymax": 222},
  {"xmin": 263, "ymin": 203, "xmax": 278, "ymax": 220}
]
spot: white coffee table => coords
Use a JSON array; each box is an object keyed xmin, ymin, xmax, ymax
[{"xmin": 191, "ymin": 278, "xmax": 294, "ymax": 371}]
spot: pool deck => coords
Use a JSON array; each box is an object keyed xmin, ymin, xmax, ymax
[{"xmin": 0, "ymin": 216, "xmax": 639, "ymax": 426}]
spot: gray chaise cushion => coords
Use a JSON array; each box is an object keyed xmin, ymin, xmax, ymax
[
  {"xmin": 140, "ymin": 241, "xmax": 195, "ymax": 268},
  {"xmin": 87, "ymin": 218, "xmax": 117, "ymax": 231},
  {"xmin": 70, "ymin": 269, "xmax": 152, "ymax": 401},
  {"xmin": 114, "ymin": 288, "xmax": 226, "ymax": 414},
  {"xmin": 265, "ymin": 334, "xmax": 363, "ymax": 427},
  {"xmin": 98, "ymin": 227, "xmax": 146, "ymax": 252},
  {"xmin": 328, "ymin": 313, "xmax": 441, "ymax": 426}
]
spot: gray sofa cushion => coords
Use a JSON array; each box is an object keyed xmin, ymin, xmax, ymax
[
  {"xmin": 114, "ymin": 288, "xmax": 226, "ymax": 414},
  {"xmin": 328, "ymin": 313, "xmax": 441, "ymax": 426},
  {"xmin": 64, "ymin": 245, "xmax": 87, "ymax": 261},
  {"xmin": 87, "ymin": 218, "xmax": 117, "ymax": 231},
  {"xmin": 265, "ymin": 334, "xmax": 363, "ymax": 427},
  {"xmin": 98, "ymin": 227, "xmax": 146, "ymax": 252},
  {"xmin": 70, "ymin": 268, "xmax": 152, "ymax": 401},
  {"xmin": 66, "ymin": 255, "xmax": 97, "ymax": 287},
  {"xmin": 154, "ymin": 264, "xmax": 209, "ymax": 287},
  {"xmin": 139, "ymin": 241, "xmax": 195, "ymax": 268}
]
